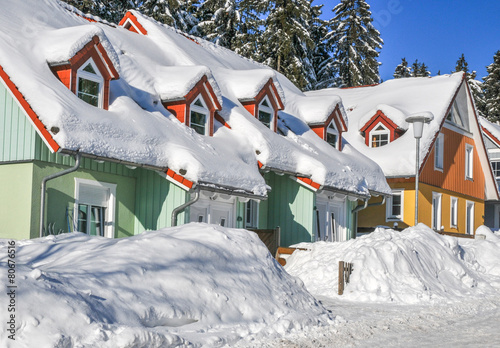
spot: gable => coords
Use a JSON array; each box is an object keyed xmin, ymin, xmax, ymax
[
  {"xmin": 119, "ymin": 11, "xmax": 148, "ymax": 35},
  {"xmin": 360, "ymin": 110, "xmax": 405, "ymax": 146}
]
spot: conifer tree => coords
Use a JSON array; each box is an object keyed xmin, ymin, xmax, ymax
[
  {"xmin": 61, "ymin": 0, "xmax": 130, "ymax": 23},
  {"xmin": 137, "ymin": 0, "xmax": 199, "ymax": 34},
  {"xmin": 410, "ymin": 59, "xmax": 430, "ymax": 77},
  {"xmin": 483, "ymin": 51, "xmax": 500, "ymax": 122},
  {"xmin": 393, "ymin": 58, "xmax": 411, "ymax": 79},
  {"xmin": 259, "ymin": 0, "xmax": 314, "ymax": 90},
  {"xmin": 326, "ymin": 0, "xmax": 383, "ymax": 87},
  {"xmin": 306, "ymin": 3, "xmax": 329, "ymax": 90},
  {"xmin": 419, "ymin": 62, "xmax": 430, "ymax": 77},
  {"xmin": 232, "ymin": 0, "xmax": 266, "ymax": 60},
  {"xmin": 197, "ymin": 0, "xmax": 240, "ymax": 49}
]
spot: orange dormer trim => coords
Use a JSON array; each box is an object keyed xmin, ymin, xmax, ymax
[
  {"xmin": 0, "ymin": 65, "xmax": 60, "ymax": 153},
  {"xmin": 359, "ymin": 110, "xmax": 405, "ymax": 146},
  {"xmin": 240, "ymin": 78, "xmax": 284, "ymax": 133},
  {"xmin": 162, "ymin": 76, "xmax": 221, "ymax": 137},
  {"xmin": 310, "ymin": 105, "xmax": 347, "ymax": 149},
  {"xmin": 119, "ymin": 11, "xmax": 148, "ymax": 35},
  {"xmin": 49, "ymin": 35, "xmax": 119, "ymax": 110}
]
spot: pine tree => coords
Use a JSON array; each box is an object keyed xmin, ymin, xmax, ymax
[
  {"xmin": 326, "ymin": 0, "xmax": 383, "ymax": 87},
  {"xmin": 197, "ymin": 0, "xmax": 241, "ymax": 49},
  {"xmin": 483, "ymin": 51, "xmax": 500, "ymax": 122},
  {"xmin": 259, "ymin": 0, "xmax": 314, "ymax": 90},
  {"xmin": 410, "ymin": 59, "xmax": 430, "ymax": 77},
  {"xmin": 61, "ymin": 0, "xmax": 130, "ymax": 23},
  {"xmin": 419, "ymin": 62, "xmax": 430, "ymax": 77},
  {"xmin": 393, "ymin": 58, "xmax": 411, "ymax": 79},
  {"xmin": 233, "ymin": 0, "xmax": 266, "ymax": 60},
  {"xmin": 137, "ymin": 0, "xmax": 199, "ymax": 34}
]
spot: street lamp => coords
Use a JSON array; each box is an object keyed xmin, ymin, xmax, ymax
[{"xmin": 405, "ymin": 112, "xmax": 434, "ymax": 226}]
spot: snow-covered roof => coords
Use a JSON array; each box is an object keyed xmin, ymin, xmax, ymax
[
  {"xmin": 0, "ymin": 0, "xmax": 391, "ymax": 198},
  {"xmin": 307, "ymin": 74, "xmax": 466, "ymax": 177},
  {"xmin": 480, "ymin": 116, "xmax": 500, "ymax": 146}
]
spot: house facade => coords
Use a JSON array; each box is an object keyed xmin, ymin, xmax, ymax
[
  {"xmin": 0, "ymin": 0, "xmax": 391, "ymax": 246},
  {"xmin": 307, "ymin": 73, "xmax": 499, "ymax": 235}
]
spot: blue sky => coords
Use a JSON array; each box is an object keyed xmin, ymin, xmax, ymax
[{"xmin": 320, "ymin": 0, "xmax": 500, "ymax": 82}]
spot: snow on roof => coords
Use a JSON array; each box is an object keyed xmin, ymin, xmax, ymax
[
  {"xmin": 0, "ymin": 0, "xmax": 390, "ymax": 197},
  {"xmin": 129, "ymin": 10, "xmax": 389, "ymax": 196},
  {"xmin": 42, "ymin": 24, "xmax": 119, "ymax": 70},
  {"xmin": 480, "ymin": 116, "xmax": 500, "ymax": 146},
  {"xmin": 0, "ymin": 0, "xmax": 267, "ymax": 196},
  {"xmin": 307, "ymin": 74, "xmax": 465, "ymax": 177},
  {"xmin": 358, "ymin": 104, "xmax": 409, "ymax": 131}
]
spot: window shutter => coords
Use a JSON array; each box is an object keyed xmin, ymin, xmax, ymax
[{"xmin": 79, "ymin": 184, "xmax": 109, "ymax": 207}]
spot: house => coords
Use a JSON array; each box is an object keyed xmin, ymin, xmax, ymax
[
  {"xmin": 0, "ymin": 0, "xmax": 390, "ymax": 246},
  {"xmin": 479, "ymin": 116, "xmax": 500, "ymax": 229},
  {"xmin": 307, "ymin": 73, "xmax": 499, "ymax": 235}
]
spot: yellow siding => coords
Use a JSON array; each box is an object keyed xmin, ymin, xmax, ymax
[{"xmin": 358, "ymin": 182, "xmax": 484, "ymax": 235}]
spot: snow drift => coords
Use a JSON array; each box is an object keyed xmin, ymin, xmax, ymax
[
  {"xmin": 285, "ymin": 224, "xmax": 500, "ymax": 304},
  {"xmin": 0, "ymin": 225, "xmax": 330, "ymax": 348}
]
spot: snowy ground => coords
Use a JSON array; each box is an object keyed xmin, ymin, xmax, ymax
[{"xmin": 2, "ymin": 224, "xmax": 500, "ymax": 347}]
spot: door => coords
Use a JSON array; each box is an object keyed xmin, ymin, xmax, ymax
[
  {"xmin": 211, "ymin": 203, "xmax": 232, "ymax": 227},
  {"xmin": 316, "ymin": 198, "xmax": 345, "ymax": 242},
  {"xmin": 316, "ymin": 202, "xmax": 328, "ymax": 241},
  {"xmin": 189, "ymin": 197, "xmax": 235, "ymax": 227}
]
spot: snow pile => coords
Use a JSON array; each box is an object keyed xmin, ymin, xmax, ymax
[
  {"xmin": 285, "ymin": 224, "xmax": 500, "ymax": 304},
  {"xmin": 0, "ymin": 225, "xmax": 330, "ymax": 347}
]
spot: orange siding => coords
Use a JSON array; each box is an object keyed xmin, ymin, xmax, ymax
[
  {"xmin": 164, "ymin": 103, "xmax": 186, "ymax": 123},
  {"xmin": 52, "ymin": 67, "xmax": 71, "ymax": 89},
  {"xmin": 311, "ymin": 126, "xmax": 324, "ymax": 139},
  {"xmin": 420, "ymin": 127, "xmax": 485, "ymax": 200}
]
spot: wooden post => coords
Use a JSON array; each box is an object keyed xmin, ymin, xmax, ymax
[{"xmin": 338, "ymin": 261, "xmax": 345, "ymax": 295}]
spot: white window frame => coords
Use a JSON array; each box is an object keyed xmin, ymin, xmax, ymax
[
  {"xmin": 257, "ymin": 96, "xmax": 274, "ymax": 131},
  {"xmin": 326, "ymin": 121, "xmax": 339, "ymax": 149},
  {"xmin": 369, "ymin": 123, "xmax": 390, "ymax": 148},
  {"xmin": 432, "ymin": 192, "xmax": 442, "ymax": 231},
  {"xmin": 491, "ymin": 160, "xmax": 500, "ymax": 189},
  {"xmin": 386, "ymin": 189, "xmax": 404, "ymax": 221},
  {"xmin": 76, "ymin": 58, "xmax": 104, "ymax": 108},
  {"xmin": 450, "ymin": 196, "xmax": 458, "ymax": 228},
  {"xmin": 190, "ymin": 95, "xmax": 210, "ymax": 136},
  {"xmin": 74, "ymin": 178, "xmax": 116, "ymax": 238},
  {"xmin": 465, "ymin": 144, "xmax": 474, "ymax": 181},
  {"xmin": 434, "ymin": 133, "xmax": 444, "ymax": 171},
  {"xmin": 466, "ymin": 200, "xmax": 475, "ymax": 235},
  {"xmin": 245, "ymin": 200, "xmax": 259, "ymax": 228}
]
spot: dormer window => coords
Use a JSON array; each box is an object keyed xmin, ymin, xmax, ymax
[
  {"xmin": 370, "ymin": 123, "xmax": 390, "ymax": 147},
  {"xmin": 77, "ymin": 59, "xmax": 103, "ymax": 107},
  {"xmin": 258, "ymin": 97, "xmax": 274, "ymax": 129},
  {"xmin": 190, "ymin": 96, "xmax": 209, "ymax": 135},
  {"xmin": 446, "ymin": 100, "xmax": 468, "ymax": 130},
  {"xmin": 326, "ymin": 121, "xmax": 339, "ymax": 148}
]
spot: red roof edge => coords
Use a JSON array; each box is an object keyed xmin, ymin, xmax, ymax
[
  {"xmin": 0, "ymin": 65, "xmax": 60, "ymax": 153},
  {"xmin": 119, "ymin": 11, "xmax": 148, "ymax": 35},
  {"xmin": 166, "ymin": 168, "xmax": 194, "ymax": 190},
  {"xmin": 214, "ymin": 112, "xmax": 231, "ymax": 129},
  {"xmin": 296, "ymin": 176, "xmax": 321, "ymax": 190}
]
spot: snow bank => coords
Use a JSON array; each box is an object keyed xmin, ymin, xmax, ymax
[
  {"xmin": 0, "ymin": 225, "xmax": 330, "ymax": 347},
  {"xmin": 285, "ymin": 224, "xmax": 500, "ymax": 304}
]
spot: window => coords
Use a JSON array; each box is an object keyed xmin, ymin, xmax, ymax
[
  {"xmin": 465, "ymin": 144, "xmax": 474, "ymax": 180},
  {"xmin": 76, "ymin": 59, "xmax": 103, "ymax": 107},
  {"xmin": 432, "ymin": 192, "xmax": 442, "ymax": 230},
  {"xmin": 434, "ymin": 133, "xmax": 444, "ymax": 171},
  {"xmin": 190, "ymin": 96, "xmax": 209, "ymax": 135},
  {"xmin": 386, "ymin": 189, "xmax": 403, "ymax": 220},
  {"xmin": 326, "ymin": 121, "xmax": 339, "ymax": 149},
  {"xmin": 74, "ymin": 178, "xmax": 116, "ymax": 237},
  {"xmin": 446, "ymin": 101, "xmax": 467, "ymax": 130},
  {"xmin": 370, "ymin": 124, "xmax": 390, "ymax": 148},
  {"xmin": 245, "ymin": 200, "xmax": 259, "ymax": 228},
  {"xmin": 450, "ymin": 197, "xmax": 458, "ymax": 228},
  {"xmin": 258, "ymin": 97, "xmax": 274, "ymax": 130},
  {"xmin": 492, "ymin": 160, "xmax": 500, "ymax": 189},
  {"xmin": 466, "ymin": 201, "xmax": 474, "ymax": 235}
]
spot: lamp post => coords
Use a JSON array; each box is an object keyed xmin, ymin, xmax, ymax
[{"xmin": 405, "ymin": 112, "xmax": 434, "ymax": 226}]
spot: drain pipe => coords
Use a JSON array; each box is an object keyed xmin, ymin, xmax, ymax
[
  {"xmin": 352, "ymin": 195, "xmax": 387, "ymax": 214},
  {"xmin": 171, "ymin": 188, "xmax": 200, "ymax": 227},
  {"xmin": 40, "ymin": 153, "xmax": 81, "ymax": 238}
]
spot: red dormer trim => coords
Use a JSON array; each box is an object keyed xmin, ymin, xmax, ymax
[
  {"xmin": 119, "ymin": 11, "xmax": 148, "ymax": 35},
  {"xmin": 49, "ymin": 35, "xmax": 119, "ymax": 110},
  {"xmin": 483, "ymin": 127, "xmax": 500, "ymax": 148},
  {"xmin": 162, "ymin": 76, "xmax": 221, "ymax": 137},
  {"xmin": 359, "ymin": 110, "xmax": 405, "ymax": 146},
  {"xmin": 310, "ymin": 104, "xmax": 347, "ymax": 149},
  {"xmin": 240, "ymin": 78, "xmax": 284, "ymax": 133},
  {"xmin": 0, "ymin": 65, "xmax": 60, "ymax": 153}
]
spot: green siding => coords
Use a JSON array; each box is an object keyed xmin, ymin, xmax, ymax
[
  {"xmin": 31, "ymin": 160, "xmax": 137, "ymax": 239},
  {"xmin": 0, "ymin": 162, "xmax": 34, "ymax": 239},
  {"xmin": 0, "ymin": 80, "xmax": 37, "ymax": 161},
  {"xmin": 134, "ymin": 168, "xmax": 187, "ymax": 233},
  {"xmin": 263, "ymin": 172, "xmax": 315, "ymax": 247}
]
